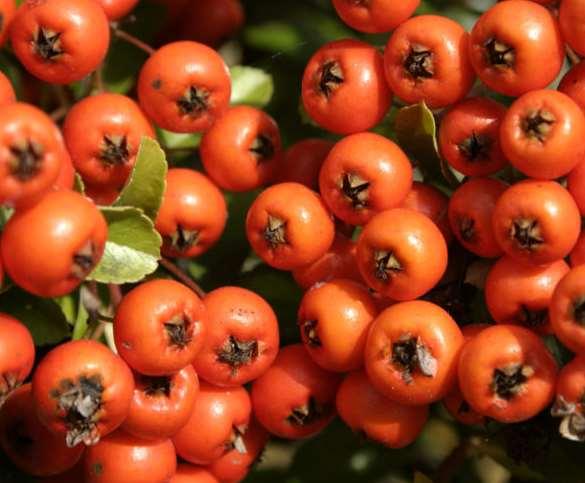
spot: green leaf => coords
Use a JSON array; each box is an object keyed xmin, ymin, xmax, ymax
[
  {"xmin": 54, "ymin": 294, "xmax": 77, "ymax": 325},
  {"xmin": 88, "ymin": 206, "xmax": 162, "ymax": 284},
  {"xmin": 230, "ymin": 66, "xmax": 274, "ymax": 107},
  {"xmin": 73, "ymin": 173, "xmax": 85, "ymax": 194},
  {"xmin": 157, "ymin": 128, "xmax": 202, "ymax": 151},
  {"xmin": 0, "ymin": 288, "xmax": 69, "ymax": 345},
  {"xmin": 114, "ymin": 137, "xmax": 168, "ymax": 220},
  {"xmin": 72, "ymin": 294, "xmax": 89, "ymax": 340},
  {"xmin": 394, "ymin": 102, "xmax": 458, "ymax": 187}
]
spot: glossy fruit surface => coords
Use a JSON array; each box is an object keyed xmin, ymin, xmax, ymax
[
  {"xmin": 332, "ymin": 0, "xmax": 419, "ymax": 33},
  {"xmin": 114, "ymin": 279, "xmax": 207, "ymax": 375},
  {"xmin": 2, "ymin": 190, "xmax": 108, "ymax": 297},
  {"xmin": 193, "ymin": 286, "xmax": 279, "ymax": 387},
  {"xmin": 550, "ymin": 265, "xmax": 585, "ymax": 354}
]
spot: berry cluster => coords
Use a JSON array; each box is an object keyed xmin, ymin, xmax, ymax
[{"xmin": 0, "ymin": 0, "xmax": 585, "ymax": 481}]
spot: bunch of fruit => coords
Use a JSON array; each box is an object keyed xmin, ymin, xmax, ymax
[{"xmin": 1, "ymin": 0, "xmax": 585, "ymax": 481}]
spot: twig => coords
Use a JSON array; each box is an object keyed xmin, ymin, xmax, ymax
[
  {"xmin": 567, "ymin": 45, "xmax": 581, "ymax": 67},
  {"xmin": 160, "ymin": 258, "xmax": 206, "ymax": 298},
  {"xmin": 435, "ymin": 437, "xmax": 479, "ymax": 483},
  {"xmin": 93, "ymin": 66, "xmax": 105, "ymax": 94},
  {"xmin": 108, "ymin": 284, "xmax": 123, "ymax": 308},
  {"xmin": 50, "ymin": 106, "xmax": 68, "ymax": 122},
  {"xmin": 112, "ymin": 28, "xmax": 156, "ymax": 56}
]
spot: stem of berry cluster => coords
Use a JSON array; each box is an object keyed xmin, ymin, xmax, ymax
[
  {"xmin": 112, "ymin": 27, "xmax": 156, "ymax": 56},
  {"xmin": 159, "ymin": 258, "xmax": 207, "ymax": 298},
  {"xmin": 566, "ymin": 46, "xmax": 581, "ymax": 66}
]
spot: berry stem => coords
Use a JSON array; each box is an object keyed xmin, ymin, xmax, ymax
[
  {"xmin": 159, "ymin": 258, "xmax": 206, "ymax": 298},
  {"xmin": 112, "ymin": 28, "xmax": 155, "ymax": 56},
  {"xmin": 567, "ymin": 45, "xmax": 581, "ymax": 66}
]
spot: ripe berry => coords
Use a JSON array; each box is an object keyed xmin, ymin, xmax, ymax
[
  {"xmin": 458, "ymin": 324, "xmax": 557, "ymax": 423},
  {"xmin": 438, "ymin": 97, "xmax": 508, "ymax": 177},
  {"xmin": 172, "ymin": 382, "xmax": 252, "ymax": 465},
  {"xmin": 399, "ymin": 181, "xmax": 452, "ymax": 243},
  {"xmin": 0, "ymin": 102, "xmax": 66, "ymax": 208},
  {"xmin": 245, "ymin": 182, "xmax": 335, "ymax": 270},
  {"xmin": 251, "ymin": 344, "xmax": 341, "ymax": 439},
  {"xmin": 298, "ymin": 279, "xmax": 378, "ymax": 372},
  {"xmin": 96, "ymin": 0, "xmax": 138, "ymax": 20},
  {"xmin": 0, "ymin": 384, "xmax": 84, "ymax": 477},
  {"xmin": 292, "ymin": 233, "xmax": 362, "ymax": 290},
  {"xmin": 0, "ymin": 314, "xmax": 34, "ymax": 408},
  {"xmin": 485, "ymin": 257, "xmax": 569, "ymax": 333},
  {"xmin": 319, "ymin": 132, "xmax": 413, "ymax": 226},
  {"xmin": 0, "ymin": 71, "xmax": 16, "ymax": 106},
  {"xmin": 84, "ymin": 430, "xmax": 177, "ymax": 483},
  {"xmin": 469, "ymin": 0, "xmax": 564, "ymax": 96},
  {"xmin": 32, "ymin": 340, "xmax": 134, "ymax": 447},
  {"xmin": 500, "ymin": 90, "xmax": 585, "ymax": 180},
  {"xmin": 448, "ymin": 177, "xmax": 507, "ymax": 258},
  {"xmin": 550, "ymin": 265, "xmax": 585, "ymax": 354},
  {"xmin": 200, "ymin": 106, "xmax": 282, "ymax": 192},
  {"xmin": 114, "ymin": 279, "xmax": 207, "ymax": 376},
  {"xmin": 331, "ymin": 0, "xmax": 419, "ymax": 34},
  {"xmin": 301, "ymin": 39, "xmax": 391, "ymax": 135},
  {"xmin": 491, "ymin": 180, "xmax": 580, "ymax": 266},
  {"xmin": 121, "ymin": 365, "xmax": 199, "ymax": 440},
  {"xmin": 0, "ymin": 0, "xmax": 16, "ymax": 46},
  {"xmin": 336, "ymin": 371, "xmax": 429, "ymax": 448},
  {"xmin": 356, "ymin": 208, "xmax": 448, "ymax": 301},
  {"xmin": 155, "ymin": 168, "xmax": 227, "ymax": 259},
  {"xmin": 11, "ymin": 0, "xmax": 110, "ymax": 84},
  {"xmin": 278, "ymin": 138, "xmax": 333, "ymax": 191},
  {"xmin": 172, "ymin": 465, "xmax": 219, "ymax": 483},
  {"xmin": 2, "ymin": 190, "xmax": 108, "ymax": 297},
  {"xmin": 559, "ymin": 62, "xmax": 585, "ymax": 113},
  {"xmin": 193, "ymin": 286, "xmax": 279, "ymax": 387},
  {"xmin": 62, "ymin": 93, "xmax": 155, "ymax": 190},
  {"xmin": 384, "ymin": 15, "xmax": 475, "ymax": 108},
  {"xmin": 138, "ymin": 41, "xmax": 231, "ymax": 133},
  {"xmin": 552, "ymin": 355, "xmax": 585, "ymax": 441},
  {"xmin": 364, "ymin": 300, "xmax": 464, "ymax": 406},
  {"xmin": 559, "ymin": 0, "xmax": 585, "ymax": 57}
]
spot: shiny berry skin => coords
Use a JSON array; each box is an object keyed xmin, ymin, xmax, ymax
[
  {"xmin": 319, "ymin": 132, "xmax": 413, "ymax": 226},
  {"xmin": 292, "ymin": 233, "xmax": 362, "ymax": 290},
  {"xmin": 0, "ymin": 102, "xmax": 66, "ymax": 208},
  {"xmin": 364, "ymin": 300, "xmax": 464, "ymax": 406},
  {"xmin": 448, "ymin": 177, "xmax": 507, "ymax": 258},
  {"xmin": 301, "ymin": 39, "xmax": 391, "ymax": 135},
  {"xmin": 172, "ymin": 382, "xmax": 251, "ymax": 465},
  {"xmin": 11, "ymin": 0, "xmax": 110, "ymax": 84},
  {"xmin": 204, "ymin": 420, "xmax": 268, "ymax": 483},
  {"xmin": 399, "ymin": 181, "xmax": 452, "ymax": 244},
  {"xmin": 491, "ymin": 180, "xmax": 580, "ymax": 266},
  {"xmin": 550, "ymin": 265, "xmax": 585, "ymax": 354},
  {"xmin": 458, "ymin": 324, "xmax": 557, "ymax": 423},
  {"xmin": 552, "ymin": 355, "xmax": 585, "ymax": 441},
  {"xmin": 298, "ymin": 279, "xmax": 378, "ymax": 372},
  {"xmin": 568, "ymin": 160, "xmax": 585, "ymax": 216},
  {"xmin": 0, "ymin": 314, "xmax": 34, "ymax": 408},
  {"xmin": 52, "ymin": 150, "xmax": 75, "ymax": 191},
  {"xmin": 0, "ymin": 384, "xmax": 84, "ymax": 477},
  {"xmin": 356, "ymin": 208, "xmax": 448, "ymax": 301},
  {"xmin": 336, "ymin": 371, "xmax": 429, "ymax": 448},
  {"xmin": 193, "ymin": 286, "xmax": 279, "ymax": 387},
  {"xmin": 2, "ymin": 190, "xmax": 108, "ymax": 297},
  {"xmin": 200, "ymin": 106, "xmax": 282, "ymax": 192},
  {"xmin": 0, "ymin": 0, "xmax": 16, "ymax": 46},
  {"xmin": 62, "ymin": 93, "xmax": 155, "ymax": 190},
  {"xmin": 384, "ymin": 15, "xmax": 475, "ymax": 109},
  {"xmin": 278, "ymin": 138, "xmax": 333, "ymax": 191},
  {"xmin": 559, "ymin": 0, "xmax": 585, "ymax": 57},
  {"xmin": 155, "ymin": 168, "xmax": 227, "ymax": 259},
  {"xmin": 84, "ymin": 431, "xmax": 177, "ymax": 483},
  {"xmin": 332, "ymin": 0, "xmax": 419, "ymax": 34},
  {"xmin": 121, "ymin": 365, "xmax": 199, "ymax": 441},
  {"xmin": 571, "ymin": 230, "xmax": 585, "ymax": 267},
  {"xmin": 438, "ymin": 97, "xmax": 508, "ymax": 177},
  {"xmin": 172, "ymin": 465, "xmax": 219, "ymax": 483},
  {"xmin": 0, "ymin": 71, "xmax": 16, "ymax": 106},
  {"xmin": 138, "ymin": 41, "xmax": 231, "ymax": 133},
  {"xmin": 246, "ymin": 182, "xmax": 335, "ymax": 270},
  {"xmin": 114, "ymin": 279, "xmax": 207, "ymax": 376},
  {"xmin": 469, "ymin": 0, "xmax": 564, "ymax": 97},
  {"xmin": 559, "ymin": 61, "xmax": 585, "ymax": 113},
  {"xmin": 96, "ymin": 0, "xmax": 138, "ymax": 20},
  {"xmin": 500, "ymin": 90, "xmax": 585, "ymax": 180},
  {"xmin": 32, "ymin": 340, "xmax": 134, "ymax": 447},
  {"xmin": 485, "ymin": 256, "xmax": 569, "ymax": 333},
  {"xmin": 251, "ymin": 344, "xmax": 341, "ymax": 439}
]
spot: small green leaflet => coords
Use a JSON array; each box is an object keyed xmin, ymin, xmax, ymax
[{"xmin": 230, "ymin": 65, "xmax": 274, "ymax": 107}]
